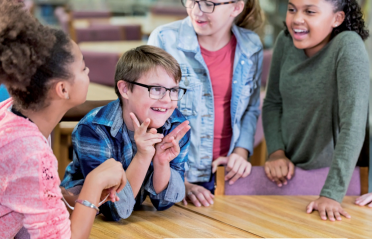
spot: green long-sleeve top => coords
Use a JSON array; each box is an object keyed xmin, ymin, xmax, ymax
[{"xmin": 263, "ymin": 31, "xmax": 370, "ymax": 202}]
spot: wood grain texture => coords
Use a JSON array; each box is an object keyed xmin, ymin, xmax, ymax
[
  {"xmin": 177, "ymin": 196, "xmax": 372, "ymax": 238},
  {"xmin": 90, "ymin": 200, "xmax": 260, "ymax": 239}
]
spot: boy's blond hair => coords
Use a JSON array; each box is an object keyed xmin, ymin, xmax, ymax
[{"xmin": 114, "ymin": 45, "xmax": 182, "ymax": 99}]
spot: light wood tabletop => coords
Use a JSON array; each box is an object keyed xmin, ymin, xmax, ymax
[
  {"xmin": 177, "ymin": 196, "xmax": 372, "ymax": 238},
  {"xmin": 90, "ymin": 199, "xmax": 260, "ymax": 239},
  {"xmin": 79, "ymin": 41, "xmax": 147, "ymax": 55}
]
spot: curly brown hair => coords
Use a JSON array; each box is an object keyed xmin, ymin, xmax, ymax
[
  {"xmin": 0, "ymin": 0, "xmax": 74, "ymax": 111},
  {"xmin": 284, "ymin": 0, "xmax": 369, "ymax": 40}
]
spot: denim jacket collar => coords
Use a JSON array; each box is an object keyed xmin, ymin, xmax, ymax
[{"xmin": 177, "ymin": 17, "xmax": 261, "ymax": 57}]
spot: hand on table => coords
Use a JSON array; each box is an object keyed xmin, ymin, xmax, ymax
[
  {"xmin": 306, "ymin": 196, "xmax": 351, "ymax": 221},
  {"xmin": 212, "ymin": 153, "xmax": 252, "ymax": 185},
  {"xmin": 264, "ymin": 150, "xmax": 294, "ymax": 187},
  {"xmin": 182, "ymin": 181, "xmax": 214, "ymax": 207},
  {"xmin": 355, "ymin": 193, "xmax": 372, "ymax": 207}
]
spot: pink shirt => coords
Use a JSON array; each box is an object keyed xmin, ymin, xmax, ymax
[
  {"xmin": 0, "ymin": 99, "xmax": 71, "ymax": 238},
  {"xmin": 200, "ymin": 35, "xmax": 237, "ymax": 160}
]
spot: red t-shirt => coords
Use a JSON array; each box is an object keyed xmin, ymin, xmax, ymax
[{"xmin": 200, "ymin": 35, "xmax": 237, "ymax": 161}]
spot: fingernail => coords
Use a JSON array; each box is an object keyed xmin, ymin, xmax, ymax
[
  {"xmin": 210, "ymin": 201, "xmax": 214, "ymax": 205},
  {"xmin": 278, "ymin": 184, "xmax": 282, "ymax": 187},
  {"xmin": 205, "ymin": 203, "xmax": 209, "ymax": 206},
  {"xmin": 284, "ymin": 182, "xmax": 287, "ymax": 185}
]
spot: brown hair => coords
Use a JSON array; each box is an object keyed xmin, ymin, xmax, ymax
[
  {"xmin": 235, "ymin": 0, "xmax": 265, "ymax": 32},
  {"xmin": 0, "ymin": 0, "xmax": 74, "ymax": 111},
  {"xmin": 114, "ymin": 45, "xmax": 182, "ymax": 99}
]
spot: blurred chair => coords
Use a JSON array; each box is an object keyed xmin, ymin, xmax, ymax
[
  {"xmin": 122, "ymin": 24, "xmax": 142, "ymax": 41},
  {"xmin": 72, "ymin": 10, "xmax": 111, "ymax": 19},
  {"xmin": 261, "ymin": 49, "xmax": 273, "ymax": 88},
  {"xmin": 75, "ymin": 25, "xmax": 124, "ymax": 43},
  {"xmin": 249, "ymin": 91, "xmax": 267, "ymax": 166},
  {"xmin": 90, "ymin": 22, "xmax": 142, "ymax": 41},
  {"xmin": 150, "ymin": 5, "xmax": 188, "ymax": 17},
  {"xmin": 54, "ymin": 7, "xmax": 71, "ymax": 34},
  {"xmin": 82, "ymin": 51, "xmax": 119, "ymax": 87},
  {"xmin": 216, "ymin": 166, "xmax": 361, "ymax": 196}
]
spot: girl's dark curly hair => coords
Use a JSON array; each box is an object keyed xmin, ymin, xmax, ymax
[
  {"xmin": 0, "ymin": 0, "xmax": 74, "ymax": 111},
  {"xmin": 284, "ymin": 0, "xmax": 369, "ymax": 40}
]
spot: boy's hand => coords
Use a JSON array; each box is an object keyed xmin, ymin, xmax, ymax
[
  {"xmin": 307, "ymin": 196, "xmax": 351, "ymax": 221},
  {"xmin": 183, "ymin": 181, "xmax": 214, "ymax": 207},
  {"xmin": 264, "ymin": 150, "xmax": 295, "ymax": 187},
  {"xmin": 153, "ymin": 120, "xmax": 190, "ymax": 165},
  {"xmin": 212, "ymin": 151, "xmax": 252, "ymax": 185},
  {"xmin": 355, "ymin": 193, "xmax": 372, "ymax": 207},
  {"xmin": 130, "ymin": 113, "xmax": 164, "ymax": 160}
]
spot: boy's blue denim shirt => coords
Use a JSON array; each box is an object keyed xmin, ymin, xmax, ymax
[
  {"xmin": 60, "ymin": 99, "xmax": 190, "ymax": 221},
  {"xmin": 148, "ymin": 17, "xmax": 263, "ymax": 183}
]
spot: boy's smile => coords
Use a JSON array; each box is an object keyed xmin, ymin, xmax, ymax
[{"xmin": 121, "ymin": 66, "xmax": 178, "ymax": 130}]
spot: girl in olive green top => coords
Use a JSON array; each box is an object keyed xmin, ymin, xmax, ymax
[{"xmin": 263, "ymin": 0, "xmax": 370, "ymax": 221}]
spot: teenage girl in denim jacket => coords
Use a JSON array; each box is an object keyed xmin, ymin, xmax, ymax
[{"xmin": 148, "ymin": 0, "xmax": 264, "ymax": 207}]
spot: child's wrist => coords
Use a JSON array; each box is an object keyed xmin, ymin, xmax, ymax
[{"xmin": 153, "ymin": 157, "xmax": 170, "ymax": 167}]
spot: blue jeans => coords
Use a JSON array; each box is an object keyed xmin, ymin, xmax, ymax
[{"xmin": 194, "ymin": 173, "xmax": 216, "ymax": 194}]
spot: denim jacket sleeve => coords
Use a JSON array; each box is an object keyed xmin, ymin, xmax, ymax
[
  {"xmin": 235, "ymin": 48, "xmax": 263, "ymax": 156},
  {"xmin": 144, "ymin": 130, "xmax": 190, "ymax": 210}
]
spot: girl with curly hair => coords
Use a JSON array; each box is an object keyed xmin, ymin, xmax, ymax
[
  {"xmin": 263, "ymin": 0, "xmax": 369, "ymax": 221},
  {"xmin": 148, "ymin": 0, "xmax": 264, "ymax": 208},
  {"xmin": 0, "ymin": 1, "xmax": 126, "ymax": 238}
]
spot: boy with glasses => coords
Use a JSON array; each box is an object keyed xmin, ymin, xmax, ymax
[{"xmin": 60, "ymin": 45, "xmax": 191, "ymax": 221}]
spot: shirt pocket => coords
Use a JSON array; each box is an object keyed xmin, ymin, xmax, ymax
[
  {"xmin": 178, "ymin": 79, "xmax": 202, "ymax": 117},
  {"xmin": 178, "ymin": 65, "xmax": 203, "ymax": 117},
  {"xmin": 240, "ymin": 79, "xmax": 257, "ymax": 98}
]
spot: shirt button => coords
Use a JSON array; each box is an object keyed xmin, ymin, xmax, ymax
[
  {"xmin": 233, "ymin": 81, "xmax": 237, "ymax": 84},
  {"xmin": 241, "ymin": 61, "xmax": 245, "ymax": 65}
]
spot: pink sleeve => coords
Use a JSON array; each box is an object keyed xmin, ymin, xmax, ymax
[{"xmin": 2, "ymin": 151, "xmax": 71, "ymax": 238}]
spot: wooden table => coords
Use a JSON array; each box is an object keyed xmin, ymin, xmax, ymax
[
  {"xmin": 53, "ymin": 83, "xmax": 117, "ymax": 179},
  {"xmin": 79, "ymin": 41, "xmax": 147, "ymax": 55},
  {"xmin": 177, "ymin": 196, "xmax": 372, "ymax": 238},
  {"xmin": 90, "ymin": 199, "xmax": 258, "ymax": 239}
]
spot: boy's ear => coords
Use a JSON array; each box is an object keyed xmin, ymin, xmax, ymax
[
  {"xmin": 117, "ymin": 80, "xmax": 129, "ymax": 100},
  {"xmin": 231, "ymin": 0, "xmax": 245, "ymax": 17}
]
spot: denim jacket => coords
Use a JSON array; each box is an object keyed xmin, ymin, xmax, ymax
[{"xmin": 148, "ymin": 17, "xmax": 262, "ymax": 183}]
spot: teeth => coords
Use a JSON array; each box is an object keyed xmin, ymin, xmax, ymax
[
  {"xmin": 294, "ymin": 29, "xmax": 308, "ymax": 33},
  {"xmin": 152, "ymin": 107, "xmax": 166, "ymax": 112}
]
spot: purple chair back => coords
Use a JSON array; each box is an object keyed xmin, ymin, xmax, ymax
[
  {"xmin": 224, "ymin": 166, "xmax": 361, "ymax": 196},
  {"xmin": 150, "ymin": 6, "xmax": 187, "ymax": 17},
  {"xmin": 75, "ymin": 25, "xmax": 124, "ymax": 43},
  {"xmin": 261, "ymin": 50, "xmax": 273, "ymax": 87},
  {"xmin": 123, "ymin": 24, "xmax": 142, "ymax": 40},
  {"xmin": 72, "ymin": 11, "xmax": 111, "ymax": 19},
  {"xmin": 82, "ymin": 51, "xmax": 119, "ymax": 87}
]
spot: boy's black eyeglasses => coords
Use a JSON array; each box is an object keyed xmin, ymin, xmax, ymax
[
  {"xmin": 124, "ymin": 80, "xmax": 187, "ymax": 101},
  {"xmin": 181, "ymin": 0, "xmax": 237, "ymax": 14}
]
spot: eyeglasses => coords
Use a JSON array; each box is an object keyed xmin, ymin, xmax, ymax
[
  {"xmin": 124, "ymin": 80, "xmax": 187, "ymax": 101},
  {"xmin": 181, "ymin": 0, "xmax": 237, "ymax": 14}
]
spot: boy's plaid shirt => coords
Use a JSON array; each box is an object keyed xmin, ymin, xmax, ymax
[{"xmin": 60, "ymin": 99, "xmax": 190, "ymax": 221}]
